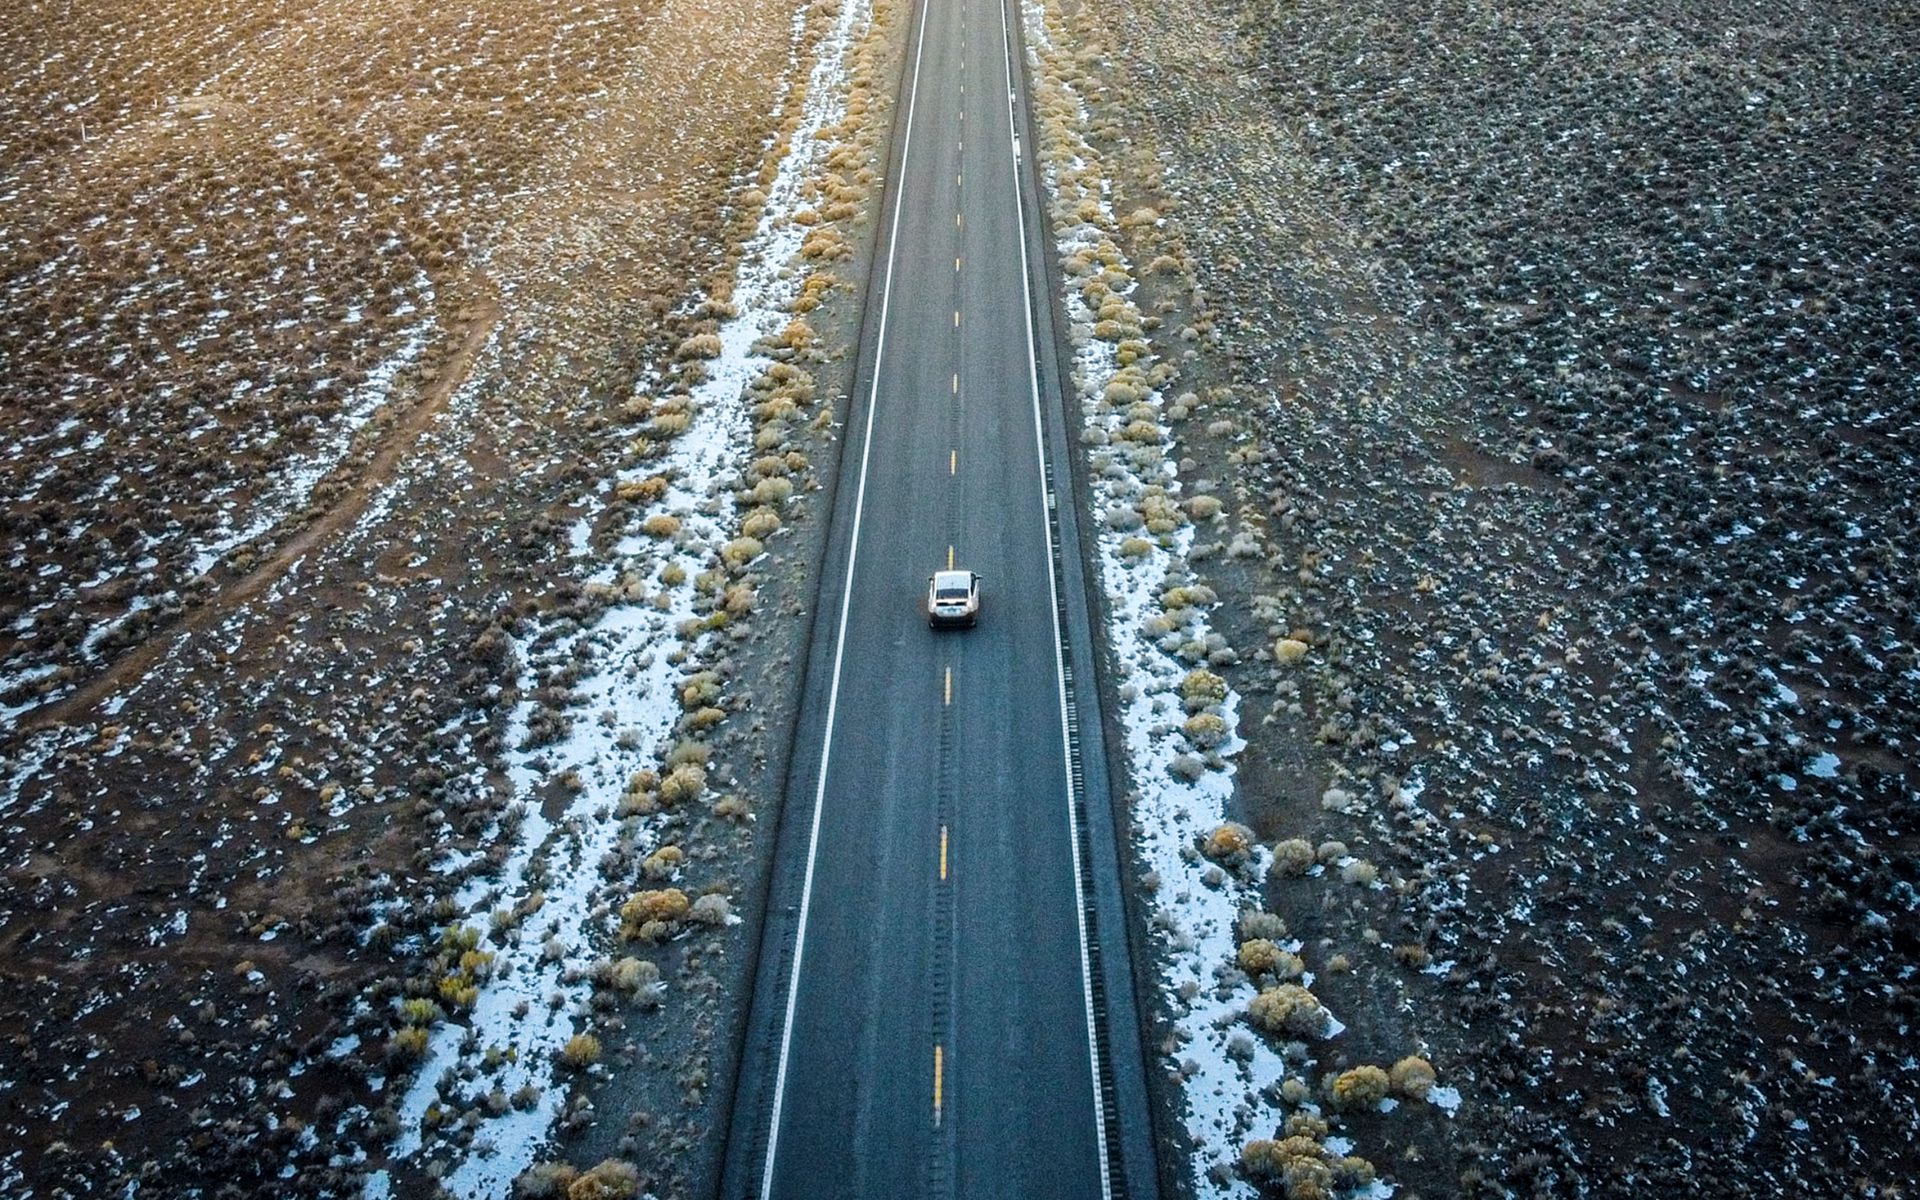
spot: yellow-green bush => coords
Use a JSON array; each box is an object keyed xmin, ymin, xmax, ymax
[
  {"xmin": 1248, "ymin": 984, "xmax": 1330, "ymax": 1038},
  {"xmin": 1327, "ymin": 1065, "xmax": 1390, "ymax": 1111},
  {"xmin": 558, "ymin": 1033, "xmax": 603, "ymax": 1069},
  {"xmin": 1390, "ymin": 1055, "xmax": 1437, "ymax": 1099},
  {"xmin": 1203, "ymin": 821, "xmax": 1252, "ymax": 859}
]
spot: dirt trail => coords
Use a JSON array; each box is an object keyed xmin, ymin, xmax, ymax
[{"xmin": 28, "ymin": 289, "xmax": 502, "ymax": 732}]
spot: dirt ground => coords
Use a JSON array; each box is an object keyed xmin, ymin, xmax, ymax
[
  {"xmin": 1040, "ymin": 0, "xmax": 1919, "ymax": 1195},
  {"xmin": 0, "ymin": 0, "xmax": 864, "ymax": 1193}
]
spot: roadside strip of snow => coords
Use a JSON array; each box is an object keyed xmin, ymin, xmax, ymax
[
  {"xmin": 1017, "ymin": 4, "xmax": 1362, "ymax": 1196},
  {"xmin": 364, "ymin": 0, "xmax": 872, "ymax": 1192}
]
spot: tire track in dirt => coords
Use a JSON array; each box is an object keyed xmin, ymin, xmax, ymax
[{"xmin": 28, "ymin": 287, "xmax": 503, "ymax": 732}]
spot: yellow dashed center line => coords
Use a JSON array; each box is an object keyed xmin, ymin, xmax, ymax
[
  {"xmin": 954, "ymin": 310, "xmax": 960, "ymax": 327},
  {"xmin": 944, "ymin": 666, "xmax": 952, "ymax": 706},
  {"xmin": 950, "ymin": 450, "xmax": 957, "ymax": 475},
  {"xmin": 955, "ymin": 256, "xmax": 962, "ymax": 272},
  {"xmin": 940, "ymin": 824, "xmax": 949, "ymax": 880},
  {"xmin": 947, "ymin": 544, "xmax": 955, "ymax": 569},
  {"xmin": 951, "ymin": 373, "xmax": 959, "ymax": 393},
  {"xmin": 934, "ymin": 1044, "xmax": 945, "ymax": 1126}
]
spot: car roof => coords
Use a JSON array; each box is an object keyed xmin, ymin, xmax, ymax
[{"xmin": 932, "ymin": 569, "xmax": 974, "ymax": 588}]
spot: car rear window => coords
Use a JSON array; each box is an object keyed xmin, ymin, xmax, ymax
[{"xmin": 936, "ymin": 586, "xmax": 968, "ymax": 599}]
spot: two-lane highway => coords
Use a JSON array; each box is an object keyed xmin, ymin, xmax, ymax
[{"xmin": 721, "ymin": 0, "xmax": 1155, "ymax": 1194}]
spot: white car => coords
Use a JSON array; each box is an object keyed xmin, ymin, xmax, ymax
[{"xmin": 927, "ymin": 569, "xmax": 981, "ymax": 629}]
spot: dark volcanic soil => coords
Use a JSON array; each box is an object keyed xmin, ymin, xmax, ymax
[{"xmin": 1049, "ymin": 0, "xmax": 1919, "ymax": 1193}]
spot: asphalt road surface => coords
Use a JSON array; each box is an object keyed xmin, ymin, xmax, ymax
[{"xmin": 720, "ymin": 0, "xmax": 1157, "ymax": 1194}]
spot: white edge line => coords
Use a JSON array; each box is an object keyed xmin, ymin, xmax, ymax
[
  {"xmin": 758, "ymin": 0, "xmax": 936, "ymax": 1195},
  {"xmin": 998, "ymin": 0, "xmax": 1115, "ymax": 1197}
]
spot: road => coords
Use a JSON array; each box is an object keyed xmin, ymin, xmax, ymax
[{"xmin": 719, "ymin": 0, "xmax": 1157, "ymax": 1195}]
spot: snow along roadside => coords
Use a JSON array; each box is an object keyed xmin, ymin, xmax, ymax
[
  {"xmin": 1016, "ymin": 3, "xmax": 1370, "ymax": 1197},
  {"xmin": 358, "ymin": 0, "xmax": 875, "ymax": 1192}
]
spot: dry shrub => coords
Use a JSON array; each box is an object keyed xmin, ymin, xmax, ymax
[
  {"xmin": 721, "ymin": 535, "xmax": 764, "ymax": 566},
  {"xmin": 1103, "ymin": 372, "xmax": 1148, "ymax": 405},
  {"xmin": 515, "ymin": 1164, "xmax": 580, "ymax": 1199},
  {"xmin": 690, "ymin": 893, "xmax": 732, "ymax": 926},
  {"xmin": 1331, "ymin": 1157, "xmax": 1376, "ymax": 1190},
  {"xmin": 679, "ymin": 672, "xmax": 721, "ymax": 708},
  {"xmin": 791, "ymin": 273, "xmax": 835, "ymax": 312},
  {"xmin": 1184, "ymin": 711, "xmax": 1228, "ymax": 749},
  {"xmin": 389, "ymin": 1026, "xmax": 430, "ymax": 1060},
  {"xmin": 658, "ymin": 763, "xmax": 707, "ymax": 805},
  {"xmin": 1237, "ymin": 938, "xmax": 1279, "ymax": 975},
  {"xmin": 1327, "ymin": 1065, "xmax": 1390, "ymax": 1111},
  {"xmin": 642, "ymin": 514, "xmax": 682, "ymax": 538},
  {"xmin": 1285, "ymin": 1113, "xmax": 1329, "ymax": 1140},
  {"xmin": 1340, "ymin": 859, "xmax": 1378, "ymax": 886},
  {"xmin": 1238, "ymin": 939, "xmax": 1304, "ymax": 980},
  {"xmin": 1180, "ymin": 668, "xmax": 1227, "ymax": 708},
  {"xmin": 800, "ymin": 227, "xmax": 850, "ymax": 260},
  {"xmin": 608, "ymin": 957, "xmax": 661, "ymax": 994},
  {"xmin": 1273, "ymin": 637, "xmax": 1310, "ymax": 664},
  {"xmin": 757, "ymin": 396, "xmax": 799, "ymax": 422},
  {"xmin": 741, "ymin": 507, "xmax": 782, "ymax": 538},
  {"xmin": 1203, "ymin": 821, "xmax": 1253, "ymax": 859},
  {"xmin": 622, "ymin": 888, "xmax": 690, "ymax": 929},
  {"xmin": 1242, "ymin": 1135, "xmax": 1333, "ymax": 1197},
  {"xmin": 615, "ymin": 476, "xmax": 669, "ymax": 503},
  {"xmin": 558, "ymin": 1033, "xmax": 602, "ymax": 1069},
  {"xmin": 567, "ymin": 1160, "xmax": 641, "ymax": 1200},
  {"xmin": 1248, "ymin": 984, "xmax": 1330, "ymax": 1038},
  {"xmin": 641, "ymin": 845, "xmax": 684, "ymax": 879},
  {"xmin": 779, "ymin": 317, "xmax": 815, "ymax": 349},
  {"xmin": 1269, "ymin": 838, "xmax": 1314, "ymax": 877},
  {"xmin": 1390, "ymin": 1055, "xmax": 1437, "ymax": 1099},
  {"xmin": 1239, "ymin": 909, "xmax": 1288, "ymax": 941},
  {"xmin": 1160, "ymin": 584, "xmax": 1215, "ymax": 610},
  {"xmin": 675, "ymin": 333, "xmax": 723, "ymax": 360},
  {"xmin": 752, "ymin": 476, "xmax": 795, "ymax": 505}
]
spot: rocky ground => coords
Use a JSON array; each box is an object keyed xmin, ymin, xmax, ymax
[
  {"xmin": 0, "ymin": 0, "xmax": 894, "ymax": 1194},
  {"xmin": 1032, "ymin": 0, "xmax": 1917, "ymax": 1195}
]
